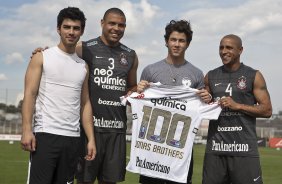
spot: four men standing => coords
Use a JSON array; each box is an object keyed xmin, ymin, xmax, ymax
[{"xmin": 20, "ymin": 6, "xmax": 272, "ymax": 184}]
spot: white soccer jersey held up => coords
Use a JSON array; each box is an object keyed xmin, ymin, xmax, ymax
[{"xmin": 125, "ymin": 84, "xmax": 222, "ymax": 183}]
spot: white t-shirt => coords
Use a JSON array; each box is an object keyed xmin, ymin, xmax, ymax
[
  {"xmin": 125, "ymin": 84, "xmax": 221, "ymax": 183},
  {"xmin": 33, "ymin": 46, "xmax": 87, "ymax": 137}
]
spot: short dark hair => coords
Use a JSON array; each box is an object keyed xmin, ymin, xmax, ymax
[
  {"xmin": 57, "ymin": 7, "xmax": 86, "ymax": 32},
  {"xmin": 103, "ymin": 7, "xmax": 126, "ymax": 21},
  {"xmin": 222, "ymin": 34, "xmax": 242, "ymax": 48},
  {"xmin": 164, "ymin": 20, "xmax": 193, "ymax": 43}
]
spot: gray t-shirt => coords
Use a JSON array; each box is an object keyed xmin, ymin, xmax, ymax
[{"xmin": 140, "ymin": 59, "xmax": 204, "ymax": 89}]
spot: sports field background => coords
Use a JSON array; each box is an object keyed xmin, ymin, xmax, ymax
[{"xmin": 0, "ymin": 141, "xmax": 281, "ymax": 184}]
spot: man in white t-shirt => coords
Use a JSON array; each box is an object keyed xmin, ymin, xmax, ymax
[{"xmin": 21, "ymin": 7, "xmax": 96, "ymax": 184}]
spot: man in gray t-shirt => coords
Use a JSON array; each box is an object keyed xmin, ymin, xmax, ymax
[
  {"xmin": 140, "ymin": 58, "xmax": 204, "ymax": 88},
  {"xmin": 136, "ymin": 20, "xmax": 211, "ymax": 184}
]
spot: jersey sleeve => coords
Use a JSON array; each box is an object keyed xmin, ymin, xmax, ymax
[{"xmin": 199, "ymin": 102, "xmax": 222, "ymax": 120}]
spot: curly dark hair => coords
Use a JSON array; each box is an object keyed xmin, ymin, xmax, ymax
[
  {"xmin": 164, "ymin": 20, "xmax": 193, "ymax": 43},
  {"xmin": 57, "ymin": 7, "xmax": 86, "ymax": 33}
]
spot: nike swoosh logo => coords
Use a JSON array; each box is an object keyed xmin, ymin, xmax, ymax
[
  {"xmin": 254, "ymin": 176, "xmax": 261, "ymax": 182},
  {"xmin": 95, "ymin": 56, "xmax": 104, "ymax": 59},
  {"xmin": 66, "ymin": 181, "xmax": 73, "ymax": 184},
  {"xmin": 215, "ymin": 83, "xmax": 221, "ymax": 86}
]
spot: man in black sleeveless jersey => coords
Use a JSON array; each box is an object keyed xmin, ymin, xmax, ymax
[
  {"xmin": 75, "ymin": 8, "xmax": 139, "ymax": 184},
  {"xmin": 136, "ymin": 20, "xmax": 212, "ymax": 184},
  {"xmin": 202, "ymin": 34, "xmax": 272, "ymax": 184},
  {"xmin": 21, "ymin": 7, "xmax": 96, "ymax": 184},
  {"xmin": 31, "ymin": 7, "xmax": 138, "ymax": 184}
]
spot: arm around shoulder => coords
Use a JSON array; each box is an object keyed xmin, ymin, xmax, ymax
[{"xmin": 76, "ymin": 41, "xmax": 83, "ymax": 59}]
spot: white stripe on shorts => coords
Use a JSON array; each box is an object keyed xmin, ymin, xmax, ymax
[{"xmin": 26, "ymin": 154, "xmax": 32, "ymax": 184}]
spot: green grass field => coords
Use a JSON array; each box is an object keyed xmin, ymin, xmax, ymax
[{"xmin": 0, "ymin": 141, "xmax": 281, "ymax": 184}]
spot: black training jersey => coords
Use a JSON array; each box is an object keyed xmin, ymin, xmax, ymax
[
  {"xmin": 82, "ymin": 37, "xmax": 136, "ymax": 133},
  {"xmin": 205, "ymin": 63, "xmax": 259, "ymax": 157}
]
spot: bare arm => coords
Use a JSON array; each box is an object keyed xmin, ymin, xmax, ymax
[
  {"xmin": 21, "ymin": 52, "xmax": 43, "ymax": 152},
  {"xmin": 220, "ymin": 71, "xmax": 272, "ymax": 118},
  {"xmin": 203, "ymin": 74, "xmax": 211, "ymax": 93},
  {"xmin": 126, "ymin": 53, "xmax": 139, "ymax": 93},
  {"xmin": 195, "ymin": 74, "xmax": 212, "ymax": 103},
  {"xmin": 80, "ymin": 64, "xmax": 96, "ymax": 160},
  {"xmin": 75, "ymin": 41, "xmax": 83, "ymax": 59},
  {"xmin": 31, "ymin": 47, "xmax": 48, "ymax": 57}
]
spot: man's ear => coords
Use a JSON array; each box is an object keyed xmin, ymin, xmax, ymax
[
  {"xmin": 185, "ymin": 41, "xmax": 190, "ymax": 49},
  {"xmin": 57, "ymin": 27, "xmax": 61, "ymax": 36},
  {"xmin": 239, "ymin": 46, "xmax": 243, "ymax": 55},
  {"xmin": 101, "ymin": 19, "xmax": 104, "ymax": 28}
]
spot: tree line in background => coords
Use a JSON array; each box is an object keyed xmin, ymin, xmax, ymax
[
  {"xmin": 0, "ymin": 100, "xmax": 22, "ymax": 113},
  {"xmin": 1, "ymin": 100, "xmax": 282, "ymax": 116}
]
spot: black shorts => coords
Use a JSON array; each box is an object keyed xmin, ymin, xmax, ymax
[
  {"xmin": 202, "ymin": 154, "xmax": 263, "ymax": 184},
  {"xmin": 139, "ymin": 150, "xmax": 194, "ymax": 184},
  {"xmin": 27, "ymin": 133, "xmax": 80, "ymax": 184},
  {"xmin": 76, "ymin": 131, "xmax": 126, "ymax": 183}
]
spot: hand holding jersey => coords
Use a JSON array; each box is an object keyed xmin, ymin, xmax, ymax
[
  {"xmin": 137, "ymin": 81, "xmax": 212, "ymax": 104},
  {"xmin": 123, "ymin": 84, "xmax": 221, "ymax": 183},
  {"xmin": 202, "ymin": 34, "xmax": 272, "ymax": 184},
  {"xmin": 135, "ymin": 19, "xmax": 214, "ymax": 184}
]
